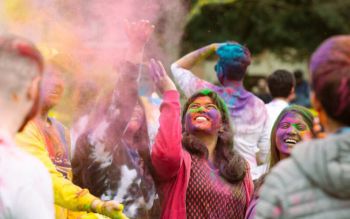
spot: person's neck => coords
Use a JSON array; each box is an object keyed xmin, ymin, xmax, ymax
[
  {"xmin": 39, "ymin": 108, "xmax": 50, "ymax": 125},
  {"xmin": 0, "ymin": 108, "xmax": 26, "ymax": 136},
  {"xmin": 222, "ymin": 79, "xmax": 243, "ymax": 88},
  {"xmin": 279, "ymin": 152, "xmax": 289, "ymax": 160},
  {"xmin": 0, "ymin": 117, "xmax": 20, "ymax": 137},
  {"xmin": 194, "ymin": 132, "xmax": 218, "ymax": 162},
  {"xmin": 325, "ymin": 117, "xmax": 344, "ymax": 134},
  {"xmin": 273, "ymin": 97, "xmax": 289, "ymax": 103}
]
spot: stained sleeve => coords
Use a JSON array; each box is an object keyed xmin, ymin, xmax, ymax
[{"xmin": 151, "ymin": 90, "xmax": 183, "ymax": 180}]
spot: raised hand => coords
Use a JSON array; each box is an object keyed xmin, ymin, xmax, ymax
[
  {"xmin": 148, "ymin": 58, "xmax": 177, "ymax": 95},
  {"xmin": 124, "ymin": 19, "xmax": 154, "ymax": 50}
]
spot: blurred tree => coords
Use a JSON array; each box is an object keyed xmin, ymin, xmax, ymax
[{"xmin": 181, "ymin": 0, "xmax": 350, "ymax": 61}]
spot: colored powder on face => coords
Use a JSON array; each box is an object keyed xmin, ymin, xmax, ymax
[
  {"xmin": 206, "ymin": 108, "xmax": 221, "ymax": 130},
  {"xmin": 185, "ymin": 108, "xmax": 221, "ymax": 134}
]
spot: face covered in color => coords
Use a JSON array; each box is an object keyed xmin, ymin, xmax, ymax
[
  {"xmin": 41, "ymin": 70, "xmax": 64, "ymax": 110},
  {"xmin": 185, "ymin": 96, "xmax": 222, "ymax": 135},
  {"xmin": 275, "ymin": 111, "xmax": 312, "ymax": 155}
]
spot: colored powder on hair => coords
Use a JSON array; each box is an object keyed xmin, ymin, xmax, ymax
[
  {"xmin": 216, "ymin": 43, "xmax": 245, "ymax": 60},
  {"xmin": 199, "ymin": 88, "xmax": 212, "ymax": 96}
]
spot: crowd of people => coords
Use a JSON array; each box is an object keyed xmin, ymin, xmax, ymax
[{"xmin": 0, "ymin": 19, "xmax": 349, "ymax": 219}]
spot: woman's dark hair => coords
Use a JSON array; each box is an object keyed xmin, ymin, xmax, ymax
[
  {"xmin": 181, "ymin": 89, "xmax": 246, "ymax": 183},
  {"xmin": 269, "ymin": 105, "xmax": 315, "ymax": 168},
  {"xmin": 309, "ymin": 35, "xmax": 350, "ymax": 126}
]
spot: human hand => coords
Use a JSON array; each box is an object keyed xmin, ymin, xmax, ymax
[
  {"xmin": 91, "ymin": 199, "xmax": 128, "ymax": 219},
  {"xmin": 148, "ymin": 58, "xmax": 177, "ymax": 95},
  {"xmin": 124, "ymin": 19, "xmax": 154, "ymax": 50}
]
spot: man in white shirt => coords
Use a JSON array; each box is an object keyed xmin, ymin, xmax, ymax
[
  {"xmin": 266, "ymin": 69, "xmax": 296, "ymax": 135},
  {"xmin": 0, "ymin": 35, "xmax": 54, "ymax": 218}
]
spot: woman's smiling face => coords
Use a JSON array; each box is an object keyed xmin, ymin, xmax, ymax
[
  {"xmin": 275, "ymin": 111, "xmax": 312, "ymax": 155},
  {"xmin": 185, "ymin": 96, "xmax": 222, "ymax": 135}
]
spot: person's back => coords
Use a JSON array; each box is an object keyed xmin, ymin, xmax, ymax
[
  {"xmin": 0, "ymin": 35, "xmax": 54, "ymax": 218},
  {"xmin": 256, "ymin": 35, "xmax": 350, "ymax": 218},
  {"xmin": 0, "ymin": 134, "xmax": 54, "ymax": 219},
  {"xmin": 171, "ymin": 42, "xmax": 269, "ymax": 180},
  {"xmin": 258, "ymin": 132, "xmax": 350, "ymax": 219}
]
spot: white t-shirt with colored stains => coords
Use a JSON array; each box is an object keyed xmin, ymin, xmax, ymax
[{"xmin": 0, "ymin": 131, "xmax": 54, "ymax": 219}]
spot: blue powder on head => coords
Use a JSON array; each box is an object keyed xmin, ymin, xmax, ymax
[
  {"xmin": 214, "ymin": 43, "xmax": 251, "ymax": 82},
  {"xmin": 216, "ymin": 43, "xmax": 246, "ymax": 60}
]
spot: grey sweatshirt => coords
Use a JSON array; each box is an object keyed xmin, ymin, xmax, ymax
[{"xmin": 256, "ymin": 131, "xmax": 350, "ymax": 219}]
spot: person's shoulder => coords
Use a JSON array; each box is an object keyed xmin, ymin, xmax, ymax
[
  {"xmin": 1, "ymin": 145, "xmax": 49, "ymax": 178},
  {"xmin": 265, "ymin": 158, "xmax": 301, "ymax": 188},
  {"xmin": 248, "ymin": 92, "xmax": 267, "ymax": 107}
]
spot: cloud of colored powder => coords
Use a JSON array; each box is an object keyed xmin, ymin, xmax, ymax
[{"xmin": 0, "ymin": 0, "xmax": 187, "ymax": 124}]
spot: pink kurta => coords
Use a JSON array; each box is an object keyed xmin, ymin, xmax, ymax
[{"xmin": 151, "ymin": 90, "xmax": 253, "ymax": 219}]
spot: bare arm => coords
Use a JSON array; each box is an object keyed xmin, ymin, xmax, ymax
[{"xmin": 174, "ymin": 43, "xmax": 218, "ymax": 70}]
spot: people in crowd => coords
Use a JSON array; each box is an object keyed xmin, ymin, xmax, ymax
[
  {"xmin": 245, "ymin": 105, "xmax": 315, "ymax": 219},
  {"xmin": 72, "ymin": 20, "xmax": 160, "ymax": 218},
  {"xmin": 15, "ymin": 49, "xmax": 127, "ymax": 219},
  {"xmin": 252, "ymin": 78, "xmax": 272, "ymax": 104},
  {"xmin": 150, "ymin": 59, "xmax": 253, "ymax": 219},
  {"xmin": 266, "ymin": 69, "xmax": 295, "ymax": 137},
  {"xmin": 291, "ymin": 69, "xmax": 311, "ymax": 108},
  {"xmin": 171, "ymin": 42, "xmax": 269, "ymax": 180},
  {"xmin": 0, "ymin": 35, "xmax": 54, "ymax": 218},
  {"xmin": 268, "ymin": 105, "xmax": 315, "ymax": 168},
  {"xmin": 256, "ymin": 35, "xmax": 350, "ymax": 218}
]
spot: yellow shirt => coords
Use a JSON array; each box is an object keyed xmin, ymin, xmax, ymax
[{"xmin": 16, "ymin": 121, "xmax": 102, "ymax": 219}]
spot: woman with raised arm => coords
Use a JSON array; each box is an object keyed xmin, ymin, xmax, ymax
[{"xmin": 149, "ymin": 59, "xmax": 253, "ymax": 219}]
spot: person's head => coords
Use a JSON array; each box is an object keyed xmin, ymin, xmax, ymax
[
  {"xmin": 182, "ymin": 89, "xmax": 246, "ymax": 183},
  {"xmin": 40, "ymin": 66, "xmax": 64, "ymax": 113},
  {"xmin": 294, "ymin": 69, "xmax": 304, "ymax": 85},
  {"xmin": 270, "ymin": 105, "xmax": 315, "ymax": 168},
  {"xmin": 267, "ymin": 69, "xmax": 295, "ymax": 101},
  {"xmin": 309, "ymin": 35, "xmax": 350, "ymax": 130},
  {"xmin": 0, "ymin": 35, "xmax": 43, "ymax": 134},
  {"xmin": 215, "ymin": 42, "xmax": 251, "ymax": 85}
]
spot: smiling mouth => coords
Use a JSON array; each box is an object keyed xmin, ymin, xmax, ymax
[
  {"xmin": 194, "ymin": 116, "xmax": 209, "ymax": 122},
  {"xmin": 284, "ymin": 138, "xmax": 298, "ymax": 145}
]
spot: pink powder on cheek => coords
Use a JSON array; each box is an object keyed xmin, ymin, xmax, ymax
[
  {"xmin": 206, "ymin": 108, "xmax": 222, "ymax": 130},
  {"xmin": 184, "ymin": 112, "xmax": 195, "ymax": 133}
]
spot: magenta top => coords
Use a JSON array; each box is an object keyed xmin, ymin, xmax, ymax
[{"xmin": 151, "ymin": 90, "xmax": 253, "ymax": 219}]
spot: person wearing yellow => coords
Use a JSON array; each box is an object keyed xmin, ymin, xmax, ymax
[
  {"xmin": 16, "ymin": 120, "xmax": 125, "ymax": 219},
  {"xmin": 16, "ymin": 49, "xmax": 127, "ymax": 219}
]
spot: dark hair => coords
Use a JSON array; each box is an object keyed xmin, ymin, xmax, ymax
[
  {"xmin": 294, "ymin": 70, "xmax": 303, "ymax": 80},
  {"xmin": 310, "ymin": 35, "xmax": 350, "ymax": 126},
  {"xmin": 215, "ymin": 42, "xmax": 251, "ymax": 82},
  {"xmin": 269, "ymin": 105, "xmax": 315, "ymax": 168},
  {"xmin": 182, "ymin": 89, "xmax": 246, "ymax": 183},
  {"xmin": 267, "ymin": 69, "xmax": 295, "ymax": 98}
]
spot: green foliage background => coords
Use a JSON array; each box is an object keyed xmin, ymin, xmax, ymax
[{"xmin": 183, "ymin": 0, "xmax": 350, "ymax": 61}]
